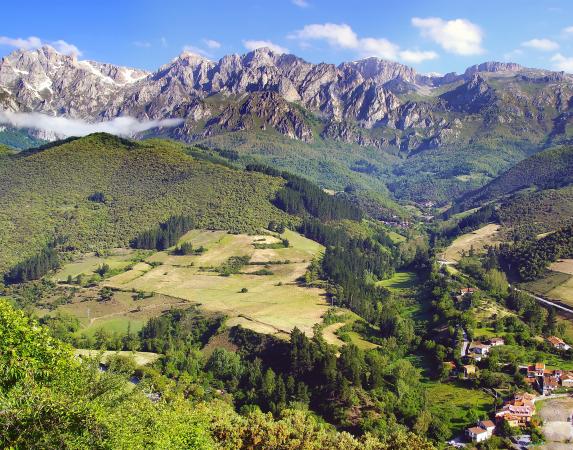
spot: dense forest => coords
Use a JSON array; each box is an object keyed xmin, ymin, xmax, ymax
[
  {"xmin": 131, "ymin": 215, "xmax": 195, "ymax": 250},
  {"xmin": 247, "ymin": 164, "xmax": 363, "ymax": 221},
  {"xmin": 499, "ymin": 225, "xmax": 573, "ymax": 280},
  {"xmin": 4, "ymin": 243, "xmax": 60, "ymax": 284}
]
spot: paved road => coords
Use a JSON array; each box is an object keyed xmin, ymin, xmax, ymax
[
  {"xmin": 461, "ymin": 328, "xmax": 469, "ymax": 357},
  {"xmin": 511, "ymin": 286, "xmax": 573, "ymax": 315}
]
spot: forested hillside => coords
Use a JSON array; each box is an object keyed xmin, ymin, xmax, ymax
[
  {"xmin": 457, "ymin": 145, "xmax": 573, "ymax": 208},
  {"xmin": 0, "ymin": 133, "xmax": 292, "ymax": 274}
]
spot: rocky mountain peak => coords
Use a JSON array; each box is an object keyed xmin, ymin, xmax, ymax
[
  {"xmin": 464, "ymin": 61, "xmax": 523, "ymax": 77},
  {"xmin": 340, "ymin": 58, "xmax": 418, "ymax": 84}
]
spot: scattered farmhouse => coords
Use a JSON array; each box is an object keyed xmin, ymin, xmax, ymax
[
  {"xmin": 466, "ymin": 420, "xmax": 496, "ymax": 443},
  {"xmin": 468, "ymin": 341, "xmax": 491, "ymax": 361},
  {"xmin": 547, "ymin": 336, "xmax": 571, "ymax": 351},
  {"xmin": 460, "ymin": 287, "xmax": 479, "ymax": 296},
  {"xmin": 489, "ymin": 337, "xmax": 505, "ymax": 346},
  {"xmin": 466, "ymin": 426, "xmax": 489, "ymax": 443}
]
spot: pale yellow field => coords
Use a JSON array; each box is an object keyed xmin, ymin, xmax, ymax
[
  {"xmin": 74, "ymin": 349, "xmax": 160, "ymax": 366},
  {"xmin": 104, "ymin": 229, "xmax": 330, "ymax": 336},
  {"xmin": 548, "ymin": 277, "xmax": 573, "ymax": 305},
  {"xmin": 550, "ymin": 259, "xmax": 573, "ymax": 275},
  {"xmin": 442, "ymin": 224, "xmax": 501, "ymax": 263}
]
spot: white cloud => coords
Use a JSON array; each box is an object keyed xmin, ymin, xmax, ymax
[
  {"xmin": 243, "ymin": 40, "xmax": 289, "ymax": 54},
  {"xmin": 160, "ymin": 37, "xmax": 168, "ymax": 47},
  {"xmin": 203, "ymin": 39, "xmax": 221, "ymax": 49},
  {"xmin": 399, "ymin": 49, "xmax": 439, "ymax": 63},
  {"xmin": 411, "ymin": 17, "xmax": 484, "ymax": 55},
  {"xmin": 182, "ymin": 45, "xmax": 212, "ymax": 58},
  {"xmin": 522, "ymin": 38, "xmax": 559, "ymax": 51},
  {"xmin": 0, "ymin": 36, "xmax": 42, "ymax": 50},
  {"xmin": 292, "ymin": 0, "xmax": 309, "ymax": 7},
  {"xmin": 0, "ymin": 110, "xmax": 183, "ymax": 138},
  {"xmin": 0, "ymin": 36, "xmax": 81, "ymax": 56},
  {"xmin": 51, "ymin": 40, "xmax": 82, "ymax": 56},
  {"xmin": 133, "ymin": 40, "xmax": 152, "ymax": 48},
  {"xmin": 551, "ymin": 53, "xmax": 573, "ymax": 72},
  {"xmin": 289, "ymin": 23, "xmax": 359, "ymax": 49},
  {"xmin": 289, "ymin": 23, "xmax": 438, "ymax": 64}
]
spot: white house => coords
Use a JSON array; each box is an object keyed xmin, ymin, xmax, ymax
[{"xmin": 466, "ymin": 426, "xmax": 489, "ymax": 443}]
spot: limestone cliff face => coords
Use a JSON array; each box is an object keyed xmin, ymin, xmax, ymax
[{"xmin": 1, "ymin": 46, "xmax": 573, "ymax": 150}]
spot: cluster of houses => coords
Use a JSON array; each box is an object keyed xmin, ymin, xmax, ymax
[
  {"xmin": 495, "ymin": 392, "xmax": 536, "ymax": 428},
  {"xmin": 465, "ymin": 362, "xmax": 573, "ymax": 443},
  {"xmin": 522, "ymin": 362, "xmax": 573, "ymax": 395},
  {"xmin": 466, "ymin": 392, "xmax": 536, "ymax": 443}
]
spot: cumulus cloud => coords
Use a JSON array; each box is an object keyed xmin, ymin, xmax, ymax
[
  {"xmin": 563, "ymin": 26, "xmax": 573, "ymax": 35},
  {"xmin": 0, "ymin": 35, "xmax": 81, "ymax": 56},
  {"xmin": 203, "ymin": 38, "xmax": 221, "ymax": 49},
  {"xmin": 288, "ymin": 23, "xmax": 437, "ymax": 63},
  {"xmin": 243, "ymin": 40, "xmax": 289, "ymax": 54},
  {"xmin": 551, "ymin": 53, "xmax": 573, "ymax": 72},
  {"xmin": 292, "ymin": 0, "xmax": 309, "ymax": 7},
  {"xmin": 399, "ymin": 50, "xmax": 439, "ymax": 64},
  {"xmin": 411, "ymin": 17, "xmax": 484, "ymax": 55},
  {"xmin": 522, "ymin": 38, "xmax": 559, "ymax": 51},
  {"xmin": 182, "ymin": 45, "xmax": 212, "ymax": 58},
  {"xmin": 0, "ymin": 110, "xmax": 183, "ymax": 138}
]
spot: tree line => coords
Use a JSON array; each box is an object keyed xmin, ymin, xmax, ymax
[
  {"xmin": 246, "ymin": 164, "xmax": 362, "ymax": 222},
  {"xmin": 4, "ymin": 243, "xmax": 60, "ymax": 284},
  {"xmin": 131, "ymin": 215, "xmax": 194, "ymax": 250}
]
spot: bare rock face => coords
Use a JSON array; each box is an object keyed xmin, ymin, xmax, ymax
[
  {"xmin": 203, "ymin": 91, "xmax": 313, "ymax": 142},
  {"xmin": 1, "ymin": 46, "xmax": 573, "ymax": 152}
]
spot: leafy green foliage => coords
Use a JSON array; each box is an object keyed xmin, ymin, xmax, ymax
[{"xmin": 0, "ymin": 299, "xmax": 436, "ymax": 449}]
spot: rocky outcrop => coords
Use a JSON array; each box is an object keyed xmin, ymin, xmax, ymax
[{"xmin": 1, "ymin": 46, "xmax": 573, "ymax": 152}]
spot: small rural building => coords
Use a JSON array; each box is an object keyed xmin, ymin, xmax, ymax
[
  {"xmin": 479, "ymin": 420, "xmax": 496, "ymax": 437},
  {"xmin": 463, "ymin": 364, "xmax": 477, "ymax": 378},
  {"xmin": 489, "ymin": 337, "xmax": 505, "ymax": 346},
  {"xmin": 460, "ymin": 287, "xmax": 479, "ymax": 296},
  {"xmin": 542, "ymin": 375, "xmax": 559, "ymax": 395},
  {"xmin": 561, "ymin": 372, "xmax": 573, "ymax": 387},
  {"xmin": 466, "ymin": 426, "xmax": 489, "ymax": 443},
  {"xmin": 547, "ymin": 336, "xmax": 571, "ymax": 351}
]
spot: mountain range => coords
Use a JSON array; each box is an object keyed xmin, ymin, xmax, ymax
[{"xmin": 2, "ymin": 45, "xmax": 573, "ymax": 204}]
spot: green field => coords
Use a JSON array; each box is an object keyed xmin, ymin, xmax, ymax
[
  {"xmin": 377, "ymin": 271, "xmax": 418, "ymax": 291},
  {"xmin": 52, "ymin": 249, "xmax": 147, "ymax": 282},
  {"xmin": 425, "ymin": 381, "xmax": 492, "ymax": 436}
]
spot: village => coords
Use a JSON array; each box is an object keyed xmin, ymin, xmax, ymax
[{"xmin": 438, "ymin": 288, "xmax": 573, "ymax": 447}]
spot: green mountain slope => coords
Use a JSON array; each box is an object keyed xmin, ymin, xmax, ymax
[
  {"xmin": 459, "ymin": 145, "xmax": 573, "ymax": 205},
  {"xmin": 0, "ymin": 133, "xmax": 291, "ymax": 273},
  {"xmin": 449, "ymin": 145, "xmax": 573, "ymax": 236}
]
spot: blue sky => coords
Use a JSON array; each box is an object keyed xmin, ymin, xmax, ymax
[{"xmin": 1, "ymin": 0, "xmax": 573, "ymax": 74}]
